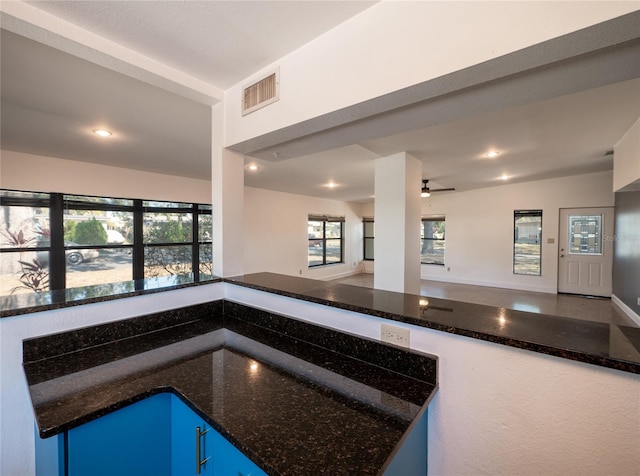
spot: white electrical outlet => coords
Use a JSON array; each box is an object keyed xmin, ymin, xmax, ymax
[{"xmin": 381, "ymin": 323, "xmax": 410, "ymax": 348}]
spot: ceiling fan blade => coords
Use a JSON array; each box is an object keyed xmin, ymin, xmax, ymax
[{"xmin": 430, "ymin": 187, "xmax": 456, "ymax": 193}]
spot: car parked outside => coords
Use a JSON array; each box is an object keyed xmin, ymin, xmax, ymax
[{"xmin": 37, "ymin": 241, "xmax": 100, "ymax": 267}]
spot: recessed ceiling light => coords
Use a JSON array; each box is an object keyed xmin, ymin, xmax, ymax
[
  {"xmin": 247, "ymin": 164, "xmax": 258, "ymax": 171},
  {"xmin": 93, "ymin": 129, "xmax": 112, "ymax": 137},
  {"xmin": 326, "ymin": 181, "xmax": 337, "ymax": 188},
  {"xmin": 486, "ymin": 151, "xmax": 500, "ymax": 158},
  {"xmin": 501, "ymin": 174, "xmax": 509, "ymax": 181}
]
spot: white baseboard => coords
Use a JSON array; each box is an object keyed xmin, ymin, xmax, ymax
[
  {"xmin": 611, "ymin": 294, "xmax": 640, "ymax": 326},
  {"xmin": 316, "ymin": 269, "xmax": 362, "ymax": 281},
  {"xmin": 419, "ymin": 274, "xmax": 557, "ymax": 294}
]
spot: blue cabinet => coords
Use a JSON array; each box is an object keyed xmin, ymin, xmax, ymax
[
  {"xmin": 171, "ymin": 394, "xmax": 214, "ymax": 476},
  {"xmin": 382, "ymin": 408, "xmax": 428, "ymax": 476},
  {"xmin": 171, "ymin": 394, "xmax": 265, "ymax": 476},
  {"xmin": 68, "ymin": 393, "xmax": 172, "ymax": 476},
  {"xmin": 35, "ymin": 393, "xmax": 265, "ymax": 476}
]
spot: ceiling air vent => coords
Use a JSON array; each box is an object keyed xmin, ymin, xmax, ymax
[{"xmin": 242, "ymin": 68, "xmax": 279, "ymax": 116}]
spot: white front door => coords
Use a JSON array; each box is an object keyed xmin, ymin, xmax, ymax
[{"xmin": 558, "ymin": 207, "xmax": 614, "ymax": 297}]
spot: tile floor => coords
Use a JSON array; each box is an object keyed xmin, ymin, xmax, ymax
[{"xmin": 331, "ymin": 273, "xmax": 638, "ymax": 327}]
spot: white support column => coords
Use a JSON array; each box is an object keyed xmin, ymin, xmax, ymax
[
  {"xmin": 211, "ymin": 103, "xmax": 245, "ymax": 277},
  {"xmin": 373, "ymin": 152, "xmax": 422, "ymax": 294}
]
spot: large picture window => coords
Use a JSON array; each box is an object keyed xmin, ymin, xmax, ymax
[
  {"xmin": 421, "ymin": 217, "xmax": 445, "ymax": 265},
  {"xmin": 0, "ymin": 189, "xmax": 212, "ymax": 296},
  {"xmin": 514, "ymin": 210, "xmax": 542, "ymax": 275},
  {"xmin": 308, "ymin": 215, "xmax": 344, "ymax": 267}
]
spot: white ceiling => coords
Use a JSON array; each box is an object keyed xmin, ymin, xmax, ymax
[
  {"xmin": 25, "ymin": 0, "xmax": 378, "ymax": 89},
  {"xmin": 1, "ymin": 2, "xmax": 639, "ymax": 203}
]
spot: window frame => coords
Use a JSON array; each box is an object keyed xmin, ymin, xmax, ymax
[
  {"xmin": 308, "ymin": 215, "xmax": 345, "ymax": 268},
  {"xmin": 420, "ymin": 216, "xmax": 446, "ymax": 266},
  {"xmin": 363, "ymin": 217, "xmax": 374, "ymax": 261},
  {"xmin": 0, "ymin": 189, "xmax": 212, "ymax": 294},
  {"xmin": 513, "ymin": 209, "xmax": 543, "ymax": 276}
]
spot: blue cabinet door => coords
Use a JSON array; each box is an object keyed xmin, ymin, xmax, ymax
[
  {"xmin": 382, "ymin": 408, "xmax": 428, "ymax": 476},
  {"xmin": 67, "ymin": 393, "xmax": 172, "ymax": 476},
  {"xmin": 171, "ymin": 394, "xmax": 265, "ymax": 476},
  {"xmin": 170, "ymin": 394, "xmax": 214, "ymax": 476},
  {"xmin": 36, "ymin": 393, "xmax": 267, "ymax": 476}
]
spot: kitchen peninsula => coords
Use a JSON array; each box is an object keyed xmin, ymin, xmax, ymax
[{"xmin": 23, "ymin": 297, "xmax": 436, "ymax": 475}]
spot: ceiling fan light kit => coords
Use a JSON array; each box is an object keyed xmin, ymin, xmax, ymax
[{"xmin": 421, "ymin": 179, "xmax": 455, "ymax": 197}]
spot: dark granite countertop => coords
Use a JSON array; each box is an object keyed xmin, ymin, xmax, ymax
[
  {"xmin": 24, "ymin": 302, "xmax": 437, "ymax": 475},
  {"xmin": 226, "ymin": 273, "xmax": 640, "ymax": 374}
]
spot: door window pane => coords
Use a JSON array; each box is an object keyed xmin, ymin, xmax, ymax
[
  {"xmin": 514, "ymin": 210, "xmax": 542, "ymax": 275},
  {"xmin": 569, "ymin": 215, "xmax": 602, "ymax": 255}
]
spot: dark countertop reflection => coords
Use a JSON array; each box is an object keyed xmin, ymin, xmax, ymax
[{"xmin": 226, "ymin": 273, "xmax": 640, "ymax": 374}]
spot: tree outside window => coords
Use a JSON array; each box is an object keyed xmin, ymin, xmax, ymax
[{"xmin": 421, "ymin": 217, "xmax": 445, "ymax": 265}]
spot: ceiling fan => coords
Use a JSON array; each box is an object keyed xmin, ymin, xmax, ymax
[{"xmin": 421, "ymin": 179, "xmax": 455, "ymax": 197}]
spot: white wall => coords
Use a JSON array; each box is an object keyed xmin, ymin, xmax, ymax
[
  {"xmin": 614, "ymin": 117, "xmax": 640, "ymax": 191},
  {"xmin": 225, "ymin": 284, "xmax": 640, "ymax": 476},
  {"xmin": 243, "ymin": 186, "xmax": 364, "ymax": 280},
  {"xmin": 224, "ymin": 2, "xmax": 636, "ymax": 146},
  {"xmin": 0, "ymin": 283, "xmax": 225, "ymax": 476},
  {"xmin": 0, "ymin": 150, "xmax": 211, "ymax": 204},
  {"xmin": 362, "ymin": 170, "xmax": 615, "ymax": 293}
]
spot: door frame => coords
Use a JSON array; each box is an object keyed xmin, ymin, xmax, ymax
[{"xmin": 557, "ymin": 206, "xmax": 614, "ymax": 297}]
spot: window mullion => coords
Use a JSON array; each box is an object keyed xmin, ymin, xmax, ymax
[
  {"xmin": 132, "ymin": 199, "xmax": 144, "ymax": 282},
  {"xmin": 323, "ymin": 222, "xmax": 327, "ymax": 265},
  {"xmin": 192, "ymin": 204, "xmax": 199, "ymax": 281},
  {"xmin": 49, "ymin": 193, "xmax": 65, "ymax": 290}
]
